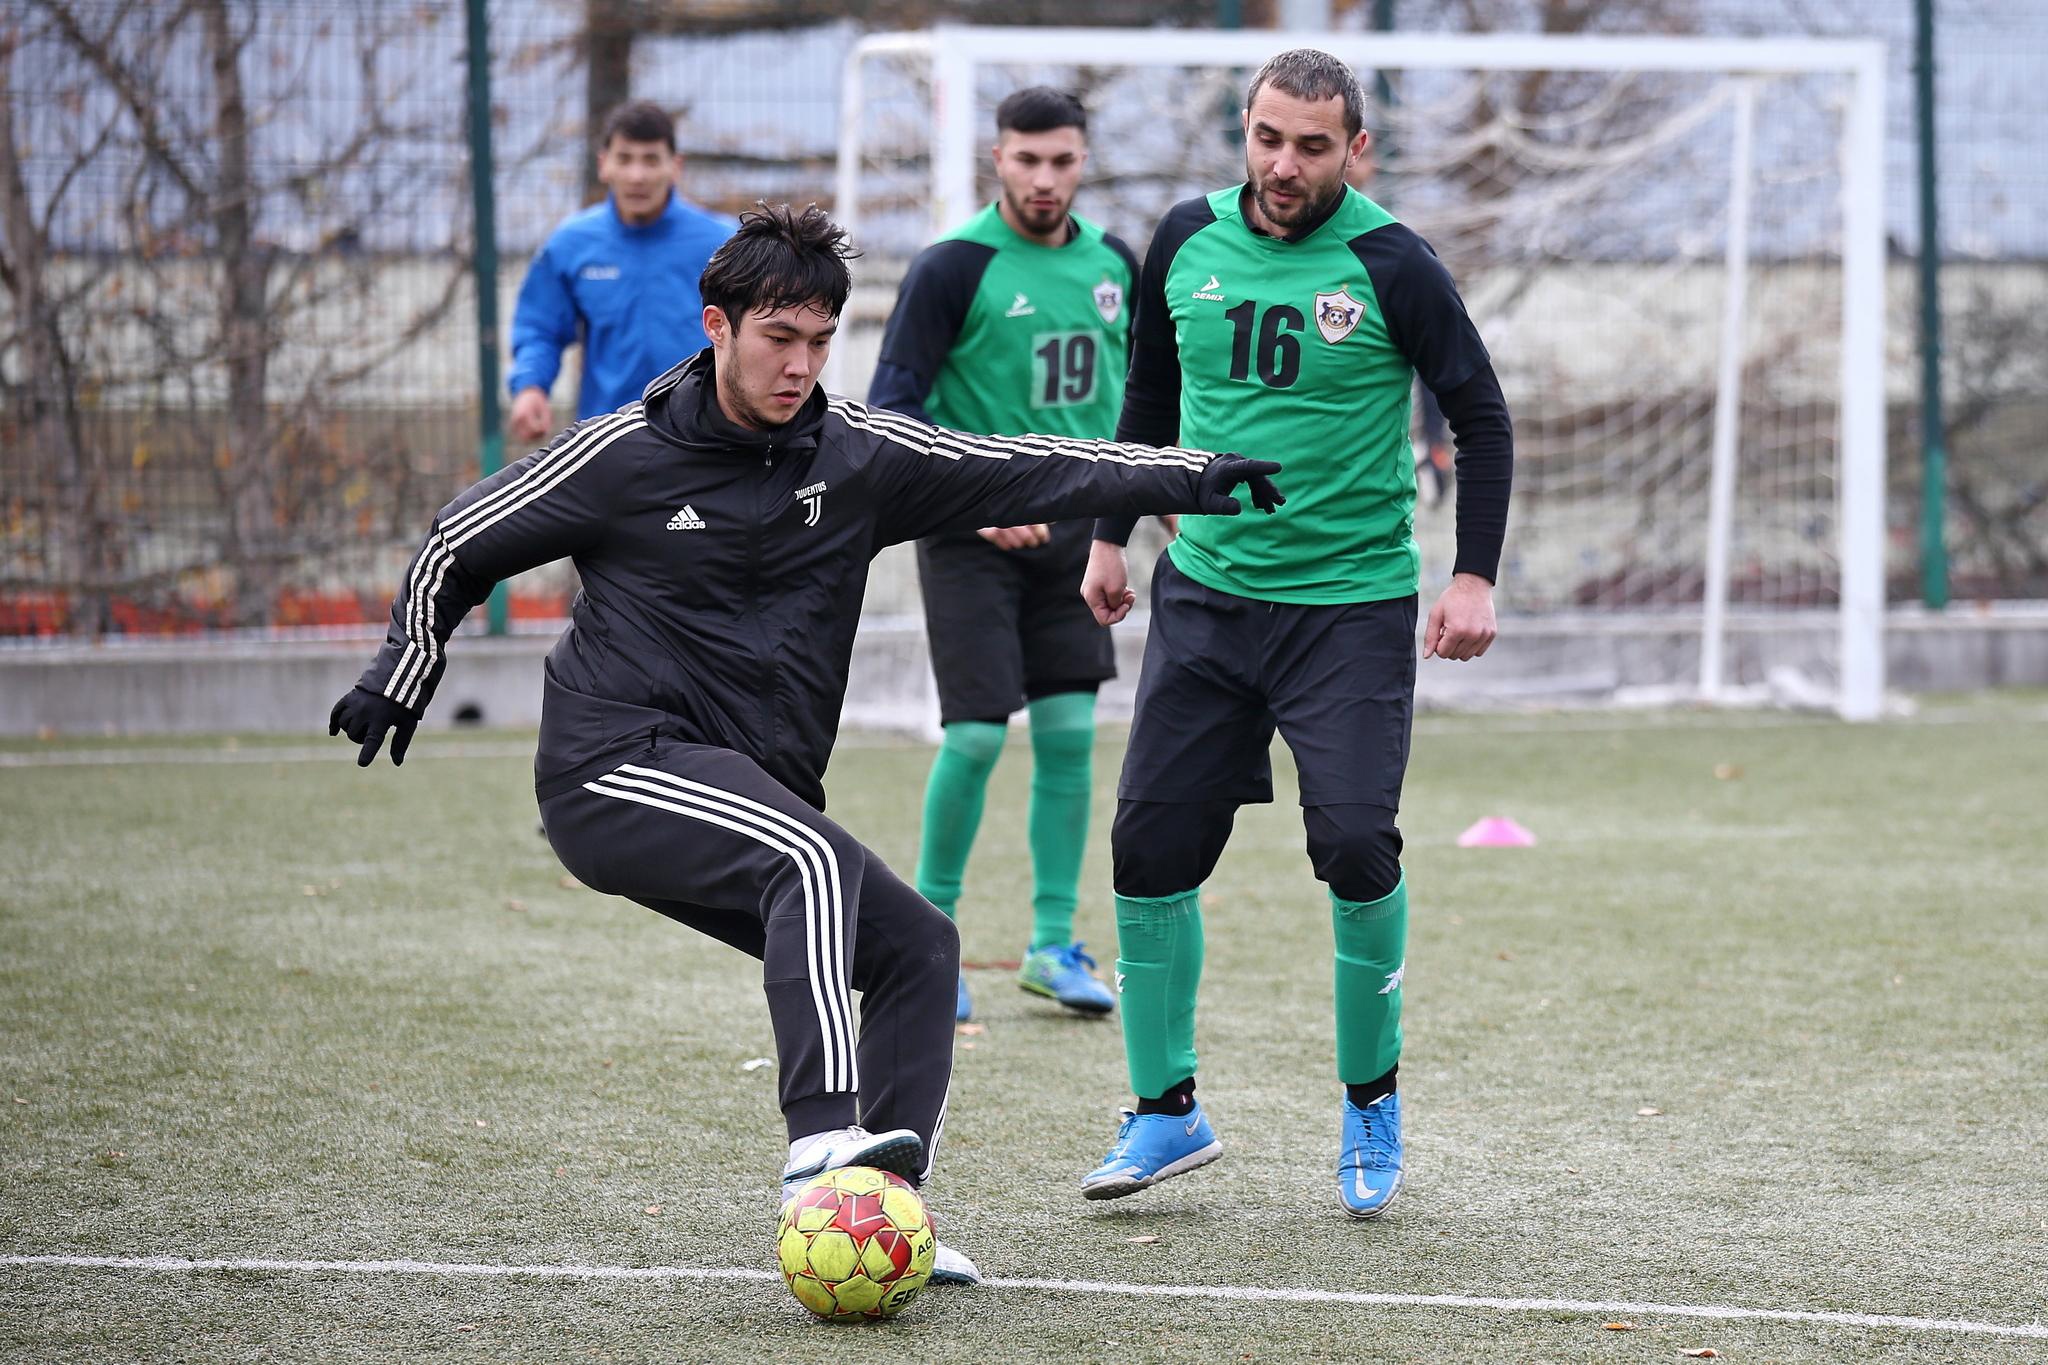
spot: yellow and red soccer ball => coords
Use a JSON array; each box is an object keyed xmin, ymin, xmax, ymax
[{"xmin": 776, "ymin": 1166, "xmax": 936, "ymax": 1322}]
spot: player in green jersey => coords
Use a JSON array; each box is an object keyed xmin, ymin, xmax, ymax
[
  {"xmin": 1077, "ymin": 50, "xmax": 1514, "ymax": 1219},
  {"xmin": 870, "ymin": 89, "xmax": 1144, "ymax": 1024}
]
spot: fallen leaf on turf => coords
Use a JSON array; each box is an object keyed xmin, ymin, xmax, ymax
[
  {"xmin": 1682, "ymin": 1351, "xmax": 1719, "ymax": 1358},
  {"xmin": 553, "ymin": 1166, "xmax": 567, "ymax": 1177},
  {"xmin": 503, "ymin": 898, "xmax": 527, "ymax": 912},
  {"xmin": 301, "ymin": 885, "xmax": 321, "ymax": 897},
  {"xmin": 1712, "ymin": 764, "xmax": 1743, "ymax": 781},
  {"xmin": 1566, "ymin": 1167, "xmax": 1580, "ymax": 1174},
  {"xmin": 741, "ymin": 1057, "xmax": 773, "ymax": 1072},
  {"xmin": 456, "ymin": 1324, "xmax": 476, "ymax": 1333},
  {"xmin": 1125, "ymin": 1235, "xmax": 1159, "ymax": 1244},
  {"xmin": 957, "ymin": 1023, "xmax": 985, "ymax": 1036},
  {"xmin": 643, "ymin": 1203, "xmax": 662, "ymax": 1216},
  {"xmin": 960, "ymin": 1041, "xmax": 977, "ymax": 1050},
  {"xmin": 558, "ymin": 875, "xmax": 581, "ymax": 890},
  {"xmin": 1637, "ymin": 1107, "xmax": 1663, "ymax": 1117},
  {"xmin": 12, "ymin": 1098, "xmax": 26, "ymax": 1105},
  {"xmin": 1496, "ymin": 950, "xmax": 1514, "ymax": 961},
  {"xmin": 1603, "ymin": 1322, "xmax": 1635, "ymax": 1331},
  {"xmin": 475, "ymin": 1119, "xmax": 488, "ymax": 1127}
]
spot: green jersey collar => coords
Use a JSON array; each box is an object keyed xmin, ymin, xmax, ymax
[
  {"xmin": 1213, "ymin": 183, "xmax": 1385, "ymax": 249},
  {"xmin": 960, "ymin": 200, "xmax": 1094, "ymax": 252}
]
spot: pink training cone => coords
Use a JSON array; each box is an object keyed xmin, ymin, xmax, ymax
[{"xmin": 1457, "ymin": 816, "xmax": 1537, "ymax": 847}]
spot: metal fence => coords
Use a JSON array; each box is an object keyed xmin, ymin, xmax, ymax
[{"xmin": 1, "ymin": 0, "xmax": 2040, "ymax": 639}]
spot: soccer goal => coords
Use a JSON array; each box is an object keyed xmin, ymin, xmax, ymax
[{"xmin": 832, "ymin": 26, "xmax": 1888, "ymax": 721}]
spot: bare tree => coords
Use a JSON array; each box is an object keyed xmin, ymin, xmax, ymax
[
  {"xmin": 1939, "ymin": 272, "xmax": 2048, "ymax": 596},
  {"xmin": 0, "ymin": 14, "xmax": 109, "ymax": 629},
  {"xmin": 1, "ymin": 1, "xmax": 500, "ymax": 630}
]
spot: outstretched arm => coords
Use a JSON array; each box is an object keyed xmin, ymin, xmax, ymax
[
  {"xmin": 330, "ymin": 411, "xmax": 641, "ymax": 764},
  {"xmin": 837, "ymin": 397, "xmax": 1280, "ymax": 548}
]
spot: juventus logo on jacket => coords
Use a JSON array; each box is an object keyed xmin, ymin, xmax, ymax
[{"xmin": 796, "ymin": 481, "xmax": 828, "ymax": 527}]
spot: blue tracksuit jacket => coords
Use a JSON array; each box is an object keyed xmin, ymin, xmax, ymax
[{"xmin": 507, "ymin": 192, "xmax": 735, "ymax": 419}]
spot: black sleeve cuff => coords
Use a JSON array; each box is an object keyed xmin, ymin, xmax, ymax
[{"xmin": 1433, "ymin": 363, "xmax": 1514, "ymax": 585}]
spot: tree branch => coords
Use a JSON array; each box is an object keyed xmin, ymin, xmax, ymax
[{"xmin": 30, "ymin": 0, "xmax": 210, "ymax": 207}]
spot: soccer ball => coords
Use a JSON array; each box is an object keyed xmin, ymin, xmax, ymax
[{"xmin": 776, "ymin": 1166, "xmax": 936, "ymax": 1322}]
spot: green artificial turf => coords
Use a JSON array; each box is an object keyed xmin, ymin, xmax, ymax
[{"xmin": 3, "ymin": 704, "xmax": 2043, "ymax": 1361}]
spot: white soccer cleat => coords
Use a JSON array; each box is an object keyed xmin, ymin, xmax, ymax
[
  {"xmin": 929, "ymin": 1241, "xmax": 981, "ymax": 1286},
  {"xmin": 778, "ymin": 1125, "xmax": 924, "ymax": 1204}
]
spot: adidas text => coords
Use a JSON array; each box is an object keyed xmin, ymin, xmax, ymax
[{"xmin": 666, "ymin": 506, "xmax": 706, "ymax": 531}]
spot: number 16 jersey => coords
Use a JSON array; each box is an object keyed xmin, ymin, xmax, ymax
[
  {"xmin": 1120, "ymin": 185, "xmax": 1494, "ymax": 605},
  {"xmin": 874, "ymin": 202, "xmax": 1139, "ymax": 443}
]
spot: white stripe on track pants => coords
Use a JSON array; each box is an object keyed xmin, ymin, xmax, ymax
[{"xmin": 541, "ymin": 740, "xmax": 957, "ymax": 1174}]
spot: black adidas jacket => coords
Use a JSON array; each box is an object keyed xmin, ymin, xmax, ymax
[{"xmin": 356, "ymin": 348, "xmax": 1219, "ymax": 809}]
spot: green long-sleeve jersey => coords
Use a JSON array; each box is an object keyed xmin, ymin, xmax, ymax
[
  {"xmin": 1109, "ymin": 184, "xmax": 1511, "ymax": 604},
  {"xmin": 869, "ymin": 202, "xmax": 1139, "ymax": 441}
]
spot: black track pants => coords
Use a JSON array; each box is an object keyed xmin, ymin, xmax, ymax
[{"xmin": 540, "ymin": 739, "xmax": 958, "ymax": 1178}]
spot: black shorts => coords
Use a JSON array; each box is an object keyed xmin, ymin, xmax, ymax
[
  {"xmin": 1118, "ymin": 551, "xmax": 1417, "ymax": 808},
  {"xmin": 917, "ymin": 520, "xmax": 1115, "ymax": 725}
]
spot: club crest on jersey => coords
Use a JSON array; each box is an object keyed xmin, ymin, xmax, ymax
[
  {"xmin": 1314, "ymin": 288, "xmax": 1365, "ymax": 344},
  {"xmin": 1092, "ymin": 277, "xmax": 1124, "ymax": 325},
  {"xmin": 795, "ymin": 480, "xmax": 827, "ymax": 527}
]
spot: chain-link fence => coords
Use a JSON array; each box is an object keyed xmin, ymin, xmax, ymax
[{"xmin": 1, "ymin": 0, "xmax": 2039, "ymax": 639}]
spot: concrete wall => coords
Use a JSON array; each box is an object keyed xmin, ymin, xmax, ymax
[{"xmin": 5, "ymin": 607, "xmax": 2045, "ymax": 738}]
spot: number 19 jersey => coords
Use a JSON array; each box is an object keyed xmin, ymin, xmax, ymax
[
  {"xmin": 1124, "ymin": 185, "xmax": 1492, "ymax": 604},
  {"xmin": 876, "ymin": 202, "xmax": 1138, "ymax": 441}
]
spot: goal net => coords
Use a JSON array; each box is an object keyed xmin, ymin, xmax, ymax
[{"xmin": 831, "ymin": 27, "xmax": 1886, "ymax": 723}]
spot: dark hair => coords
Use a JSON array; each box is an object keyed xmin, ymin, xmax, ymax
[
  {"xmin": 1246, "ymin": 48, "xmax": 1365, "ymax": 139},
  {"xmin": 698, "ymin": 203, "xmax": 857, "ymax": 326},
  {"xmin": 995, "ymin": 86, "xmax": 1088, "ymax": 137},
  {"xmin": 598, "ymin": 99, "xmax": 676, "ymax": 152}
]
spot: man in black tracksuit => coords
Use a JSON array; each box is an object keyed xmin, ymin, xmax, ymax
[{"xmin": 327, "ymin": 205, "xmax": 1281, "ymax": 1283}]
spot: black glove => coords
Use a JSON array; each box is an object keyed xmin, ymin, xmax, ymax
[
  {"xmin": 328, "ymin": 686, "xmax": 420, "ymax": 768},
  {"xmin": 1196, "ymin": 453, "xmax": 1286, "ymax": 516}
]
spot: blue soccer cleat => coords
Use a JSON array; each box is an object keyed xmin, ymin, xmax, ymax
[
  {"xmin": 1018, "ymin": 942, "xmax": 1116, "ymax": 1015},
  {"xmin": 955, "ymin": 972, "xmax": 973, "ymax": 1023},
  {"xmin": 1337, "ymin": 1092, "xmax": 1404, "ymax": 1219},
  {"xmin": 1079, "ymin": 1102, "xmax": 1222, "ymax": 1200}
]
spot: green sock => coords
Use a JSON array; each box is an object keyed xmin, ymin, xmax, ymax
[
  {"xmin": 1332, "ymin": 875, "xmax": 1407, "ymax": 1083},
  {"xmin": 1025, "ymin": 691, "xmax": 1095, "ymax": 950},
  {"xmin": 914, "ymin": 720, "xmax": 1007, "ymax": 920},
  {"xmin": 1114, "ymin": 889, "xmax": 1203, "ymax": 1099}
]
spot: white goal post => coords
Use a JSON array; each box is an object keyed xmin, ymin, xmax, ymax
[{"xmin": 834, "ymin": 26, "xmax": 1887, "ymax": 721}]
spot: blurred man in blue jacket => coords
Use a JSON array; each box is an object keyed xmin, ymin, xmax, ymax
[{"xmin": 507, "ymin": 101, "xmax": 735, "ymax": 442}]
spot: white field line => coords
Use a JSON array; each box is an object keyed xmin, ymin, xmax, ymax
[{"xmin": 1, "ymin": 1254, "xmax": 2043, "ymax": 1341}]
